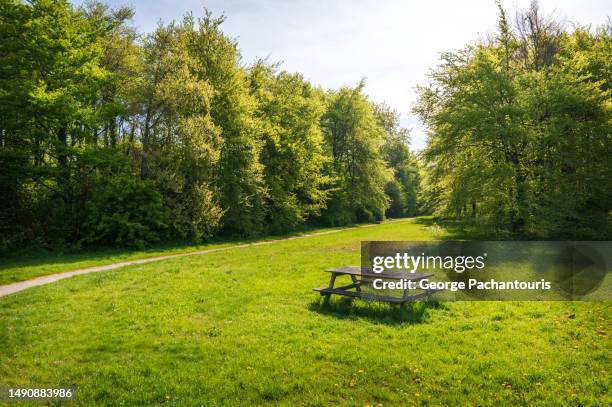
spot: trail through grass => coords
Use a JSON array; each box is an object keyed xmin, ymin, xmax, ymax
[
  {"xmin": 0, "ymin": 218, "xmax": 609, "ymax": 406},
  {"xmin": 0, "ymin": 222, "xmax": 382, "ymax": 285}
]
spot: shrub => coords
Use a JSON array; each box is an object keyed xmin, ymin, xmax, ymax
[{"xmin": 82, "ymin": 178, "xmax": 170, "ymax": 248}]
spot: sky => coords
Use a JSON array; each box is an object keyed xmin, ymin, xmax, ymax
[{"xmin": 74, "ymin": 0, "xmax": 609, "ymax": 151}]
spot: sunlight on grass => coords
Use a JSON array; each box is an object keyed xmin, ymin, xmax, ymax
[{"xmin": 0, "ymin": 218, "xmax": 610, "ymax": 405}]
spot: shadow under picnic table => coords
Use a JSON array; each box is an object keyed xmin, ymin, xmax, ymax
[{"xmin": 307, "ymin": 295, "xmax": 446, "ymax": 325}]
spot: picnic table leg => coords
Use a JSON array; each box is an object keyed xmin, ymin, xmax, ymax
[
  {"xmin": 327, "ymin": 272, "xmax": 337, "ymax": 290},
  {"xmin": 350, "ymin": 275, "xmax": 361, "ymax": 292},
  {"xmin": 401, "ymin": 285, "xmax": 410, "ymax": 305},
  {"xmin": 322, "ymin": 272, "xmax": 337, "ymax": 303},
  {"xmin": 426, "ymin": 289, "xmax": 440, "ymax": 304}
]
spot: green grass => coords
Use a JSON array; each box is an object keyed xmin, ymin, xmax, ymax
[
  {"xmin": 0, "ymin": 223, "xmax": 366, "ymax": 285},
  {"xmin": 0, "ymin": 242, "xmax": 229, "ymax": 285},
  {"xmin": 0, "ymin": 218, "xmax": 610, "ymax": 406}
]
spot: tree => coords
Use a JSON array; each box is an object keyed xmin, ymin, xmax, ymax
[
  {"xmin": 0, "ymin": 0, "xmax": 109, "ymax": 245},
  {"xmin": 321, "ymin": 82, "xmax": 391, "ymax": 224},
  {"xmin": 414, "ymin": 1, "xmax": 611, "ymax": 238},
  {"xmin": 373, "ymin": 103, "xmax": 421, "ymax": 217},
  {"xmin": 186, "ymin": 12, "xmax": 267, "ymax": 237},
  {"xmin": 249, "ymin": 62, "xmax": 331, "ymax": 232},
  {"xmin": 137, "ymin": 17, "xmax": 223, "ymax": 241}
]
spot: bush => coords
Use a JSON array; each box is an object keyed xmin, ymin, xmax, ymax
[{"xmin": 82, "ymin": 178, "xmax": 170, "ymax": 248}]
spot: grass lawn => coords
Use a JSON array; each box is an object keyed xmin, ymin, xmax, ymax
[
  {"xmin": 0, "ymin": 224, "xmax": 358, "ymax": 285},
  {"xmin": 0, "ymin": 218, "xmax": 609, "ymax": 405}
]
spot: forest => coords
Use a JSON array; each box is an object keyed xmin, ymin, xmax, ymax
[
  {"xmin": 0, "ymin": 0, "xmax": 610, "ymax": 251},
  {"xmin": 415, "ymin": 2, "xmax": 611, "ymax": 239}
]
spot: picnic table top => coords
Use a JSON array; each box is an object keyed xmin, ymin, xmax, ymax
[{"xmin": 325, "ymin": 265, "xmax": 432, "ymax": 281}]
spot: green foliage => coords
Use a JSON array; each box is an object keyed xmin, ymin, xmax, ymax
[
  {"xmin": 0, "ymin": 1, "xmax": 419, "ymax": 249},
  {"xmin": 82, "ymin": 177, "xmax": 169, "ymax": 248},
  {"xmin": 321, "ymin": 83, "xmax": 391, "ymax": 224},
  {"xmin": 384, "ymin": 179, "xmax": 405, "ymax": 217},
  {"xmin": 0, "ymin": 0, "xmax": 109, "ymax": 245},
  {"xmin": 249, "ymin": 62, "xmax": 331, "ymax": 233},
  {"xmin": 414, "ymin": 3, "xmax": 611, "ymax": 238},
  {"xmin": 374, "ymin": 103, "xmax": 421, "ymax": 217},
  {"xmin": 188, "ymin": 12, "xmax": 267, "ymax": 237},
  {"xmin": 138, "ymin": 17, "xmax": 223, "ymax": 241}
]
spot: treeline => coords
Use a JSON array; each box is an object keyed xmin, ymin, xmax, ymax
[
  {"xmin": 415, "ymin": 1, "xmax": 611, "ymax": 239},
  {"xmin": 0, "ymin": 0, "xmax": 420, "ymax": 249}
]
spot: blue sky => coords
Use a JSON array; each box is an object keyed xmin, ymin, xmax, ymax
[{"xmin": 74, "ymin": 0, "xmax": 610, "ymax": 150}]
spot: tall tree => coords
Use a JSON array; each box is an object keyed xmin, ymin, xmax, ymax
[
  {"xmin": 249, "ymin": 62, "xmax": 331, "ymax": 232},
  {"xmin": 321, "ymin": 82, "xmax": 391, "ymax": 224},
  {"xmin": 188, "ymin": 12, "xmax": 267, "ymax": 236},
  {"xmin": 414, "ymin": 1, "xmax": 611, "ymax": 238},
  {"xmin": 373, "ymin": 103, "xmax": 421, "ymax": 217},
  {"xmin": 137, "ymin": 17, "xmax": 223, "ymax": 241},
  {"xmin": 0, "ymin": 0, "xmax": 108, "ymax": 244}
]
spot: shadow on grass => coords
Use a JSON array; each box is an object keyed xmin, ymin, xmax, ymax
[
  {"xmin": 308, "ymin": 296, "xmax": 446, "ymax": 325},
  {"xmin": 413, "ymin": 216, "xmax": 490, "ymax": 240}
]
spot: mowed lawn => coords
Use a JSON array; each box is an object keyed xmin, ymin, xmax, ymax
[
  {"xmin": 0, "ymin": 225, "xmax": 347, "ymax": 285},
  {"xmin": 0, "ymin": 219, "xmax": 609, "ymax": 406}
]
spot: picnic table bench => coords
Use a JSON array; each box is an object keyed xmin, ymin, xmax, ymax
[{"xmin": 313, "ymin": 266, "xmax": 441, "ymax": 304}]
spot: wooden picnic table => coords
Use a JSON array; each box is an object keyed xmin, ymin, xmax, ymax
[{"xmin": 313, "ymin": 265, "xmax": 441, "ymax": 304}]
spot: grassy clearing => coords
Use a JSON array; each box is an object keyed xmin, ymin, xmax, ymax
[
  {"xmin": 0, "ymin": 218, "xmax": 609, "ymax": 406},
  {"xmin": 0, "ymin": 223, "xmax": 372, "ymax": 285}
]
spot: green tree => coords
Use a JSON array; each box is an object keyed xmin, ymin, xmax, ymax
[
  {"xmin": 373, "ymin": 103, "xmax": 421, "ymax": 217},
  {"xmin": 0, "ymin": 0, "xmax": 108, "ymax": 244},
  {"xmin": 249, "ymin": 62, "xmax": 331, "ymax": 233},
  {"xmin": 138, "ymin": 17, "xmax": 223, "ymax": 241},
  {"xmin": 188, "ymin": 12, "xmax": 267, "ymax": 236},
  {"xmin": 414, "ymin": 1, "xmax": 611, "ymax": 238},
  {"xmin": 321, "ymin": 82, "xmax": 391, "ymax": 224}
]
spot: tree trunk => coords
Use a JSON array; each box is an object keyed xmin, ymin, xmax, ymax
[
  {"xmin": 57, "ymin": 124, "xmax": 73, "ymax": 239},
  {"xmin": 109, "ymin": 119, "xmax": 117, "ymax": 149},
  {"xmin": 141, "ymin": 109, "xmax": 151, "ymax": 179},
  {"xmin": 57, "ymin": 125, "xmax": 69, "ymax": 192}
]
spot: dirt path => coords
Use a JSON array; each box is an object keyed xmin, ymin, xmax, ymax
[{"xmin": 0, "ymin": 222, "xmax": 387, "ymax": 298}]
